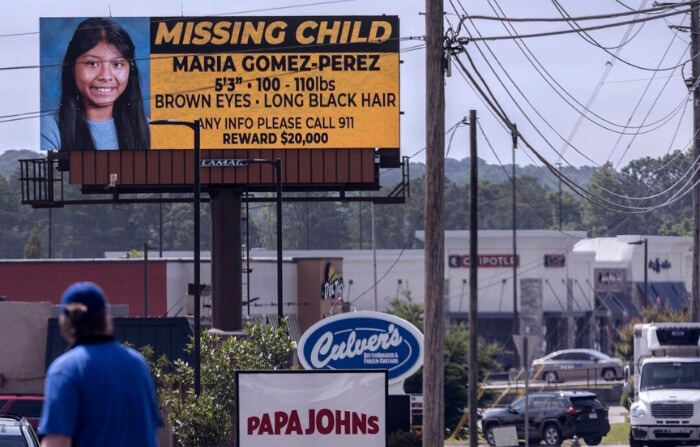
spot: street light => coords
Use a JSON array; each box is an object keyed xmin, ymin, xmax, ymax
[
  {"xmin": 628, "ymin": 238, "xmax": 648, "ymax": 307},
  {"xmin": 150, "ymin": 119, "xmax": 202, "ymax": 396}
]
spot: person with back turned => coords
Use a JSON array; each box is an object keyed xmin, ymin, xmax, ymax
[{"xmin": 39, "ymin": 282, "xmax": 160, "ymax": 447}]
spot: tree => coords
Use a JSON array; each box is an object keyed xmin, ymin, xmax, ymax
[
  {"xmin": 582, "ymin": 162, "xmax": 627, "ymax": 236},
  {"xmin": 546, "ymin": 189, "xmax": 584, "ymax": 230},
  {"xmin": 613, "ymin": 306, "xmax": 690, "ymax": 364},
  {"xmin": 386, "ymin": 290, "xmax": 504, "ymax": 436},
  {"xmin": 148, "ymin": 321, "xmax": 295, "ymax": 447},
  {"xmin": 582, "ymin": 152, "xmax": 692, "ymax": 237},
  {"xmin": 250, "ymin": 194, "xmax": 350, "ymax": 250},
  {"xmin": 659, "ymin": 217, "xmax": 692, "ymax": 237},
  {"xmin": 385, "ymin": 290, "xmax": 424, "ymax": 330},
  {"xmin": 24, "ymin": 227, "xmax": 42, "ymax": 258}
]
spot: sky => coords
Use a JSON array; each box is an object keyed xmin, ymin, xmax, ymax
[{"xmin": 0, "ymin": 0, "xmax": 694, "ymax": 170}]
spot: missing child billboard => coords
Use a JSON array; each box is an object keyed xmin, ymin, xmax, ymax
[{"xmin": 39, "ymin": 16, "xmax": 399, "ymax": 152}]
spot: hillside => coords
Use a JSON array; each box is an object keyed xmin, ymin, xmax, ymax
[
  {"xmin": 0, "ymin": 149, "xmax": 595, "ymax": 190},
  {"xmin": 0, "ymin": 150, "xmax": 43, "ymax": 177}
]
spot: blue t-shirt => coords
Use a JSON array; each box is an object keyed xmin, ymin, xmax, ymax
[
  {"xmin": 41, "ymin": 117, "xmax": 119, "ymax": 150},
  {"xmin": 39, "ymin": 340, "xmax": 161, "ymax": 447}
]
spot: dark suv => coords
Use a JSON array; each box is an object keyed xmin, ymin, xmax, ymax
[{"xmin": 481, "ymin": 391, "xmax": 610, "ymax": 446}]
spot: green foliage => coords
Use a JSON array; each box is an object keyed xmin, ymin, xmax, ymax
[
  {"xmin": 613, "ymin": 306, "xmax": 690, "ymax": 364},
  {"xmin": 24, "ymin": 227, "xmax": 42, "ymax": 259},
  {"xmin": 388, "ymin": 429, "xmax": 422, "ymax": 447},
  {"xmin": 128, "ymin": 249, "xmax": 144, "ymax": 258},
  {"xmin": 250, "ymin": 194, "xmax": 351, "ymax": 250},
  {"xmin": 582, "ymin": 151, "xmax": 693, "ymax": 237},
  {"xmin": 658, "ymin": 217, "xmax": 692, "ymax": 237},
  {"xmin": 148, "ymin": 321, "xmax": 295, "ymax": 447},
  {"xmin": 0, "ymin": 149, "xmax": 697, "ymax": 255},
  {"xmin": 620, "ymin": 380, "xmax": 634, "ymax": 410},
  {"xmin": 385, "ymin": 289, "xmax": 424, "ymax": 331},
  {"xmin": 167, "ymin": 392, "xmax": 229, "ymax": 447},
  {"xmin": 386, "ymin": 290, "xmax": 504, "ymax": 435}
]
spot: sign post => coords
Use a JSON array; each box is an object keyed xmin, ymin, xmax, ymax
[{"xmin": 513, "ymin": 334, "xmax": 537, "ymax": 447}]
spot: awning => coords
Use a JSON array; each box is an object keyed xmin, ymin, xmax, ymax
[
  {"xmin": 672, "ymin": 281, "xmax": 690, "ymax": 307},
  {"xmin": 638, "ymin": 281, "xmax": 689, "ymax": 310},
  {"xmin": 595, "ymin": 291, "xmax": 636, "ymax": 319},
  {"xmin": 608, "ymin": 290, "xmax": 640, "ymax": 318}
]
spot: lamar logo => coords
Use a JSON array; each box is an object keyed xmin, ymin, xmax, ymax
[
  {"xmin": 200, "ymin": 159, "xmax": 249, "ymax": 167},
  {"xmin": 321, "ymin": 262, "xmax": 343, "ymax": 300}
]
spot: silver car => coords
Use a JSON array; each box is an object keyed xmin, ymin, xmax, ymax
[
  {"xmin": 0, "ymin": 414, "xmax": 40, "ymax": 447},
  {"xmin": 531, "ymin": 349, "xmax": 623, "ymax": 383}
]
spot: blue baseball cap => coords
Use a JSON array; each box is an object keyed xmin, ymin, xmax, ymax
[{"xmin": 61, "ymin": 282, "xmax": 108, "ymax": 315}]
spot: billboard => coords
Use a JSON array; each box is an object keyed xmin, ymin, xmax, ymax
[
  {"xmin": 40, "ymin": 16, "xmax": 400, "ymax": 152},
  {"xmin": 236, "ymin": 370, "xmax": 387, "ymax": 447}
]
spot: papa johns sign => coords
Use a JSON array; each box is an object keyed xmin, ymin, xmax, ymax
[{"xmin": 297, "ymin": 311, "xmax": 424, "ymax": 385}]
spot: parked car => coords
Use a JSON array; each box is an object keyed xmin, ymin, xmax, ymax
[
  {"xmin": 481, "ymin": 391, "xmax": 610, "ymax": 446},
  {"xmin": 0, "ymin": 413, "xmax": 40, "ymax": 447},
  {"xmin": 531, "ymin": 349, "xmax": 623, "ymax": 383},
  {"xmin": 0, "ymin": 395, "xmax": 43, "ymax": 431}
]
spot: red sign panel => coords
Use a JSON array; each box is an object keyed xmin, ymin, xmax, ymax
[{"xmin": 544, "ymin": 254, "xmax": 566, "ymax": 268}]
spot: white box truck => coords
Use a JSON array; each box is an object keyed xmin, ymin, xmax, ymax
[{"xmin": 626, "ymin": 323, "xmax": 700, "ymax": 447}]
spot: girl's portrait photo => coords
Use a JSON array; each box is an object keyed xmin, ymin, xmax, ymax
[{"xmin": 40, "ymin": 17, "xmax": 150, "ymax": 151}]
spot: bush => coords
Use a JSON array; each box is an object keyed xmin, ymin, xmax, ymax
[
  {"xmin": 388, "ymin": 430, "xmax": 421, "ymax": 447},
  {"xmin": 145, "ymin": 320, "xmax": 295, "ymax": 447}
]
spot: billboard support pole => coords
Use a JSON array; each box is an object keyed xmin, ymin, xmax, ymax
[{"xmin": 276, "ymin": 158, "xmax": 283, "ymax": 322}]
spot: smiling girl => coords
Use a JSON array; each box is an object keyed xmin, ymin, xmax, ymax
[{"xmin": 43, "ymin": 18, "xmax": 150, "ymax": 151}]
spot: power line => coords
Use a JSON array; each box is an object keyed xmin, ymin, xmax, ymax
[
  {"xmin": 464, "ymin": 1, "xmax": 686, "ymax": 23},
  {"xmin": 0, "ymin": 0, "xmax": 361, "ymax": 39},
  {"xmin": 451, "ymin": 49, "xmax": 700, "ymax": 214},
  {"xmin": 465, "ymin": 5, "xmax": 693, "ymax": 48}
]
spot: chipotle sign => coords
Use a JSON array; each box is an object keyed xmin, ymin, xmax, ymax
[
  {"xmin": 236, "ymin": 370, "xmax": 387, "ymax": 447},
  {"xmin": 449, "ymin": 254, "xmax": 519, "ymax": 268}
]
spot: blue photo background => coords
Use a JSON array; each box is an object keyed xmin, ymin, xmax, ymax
[{"xmin": 39, "ymin": 17, "xmax": 150, "ymax": 150}]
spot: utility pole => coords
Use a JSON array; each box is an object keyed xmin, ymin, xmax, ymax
[
  {"xmin": 468, "ymin": 109, "xmax": 479, "ymax": 447},
  {"xmin": 556, "ymin": 162, "xmax": 563, "ymax": 231},
  {"xmin": 424, "ymin": 0, "xmax": 446, "ymax": 446},
  {"xmin": 512, "ymin": 126, "xmax": 519, "ymax": 340},
  {"xmin": 692, "ymin": 3, "xmax": 700, "ymax": 321}
]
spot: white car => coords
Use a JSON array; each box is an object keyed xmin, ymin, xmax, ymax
[
  {"xmin": 0, "ymin": 414, "xmax": 40, "ymax": 447},
  {"xmin": 531, "ymin": 349, "xmax": 623, "ymax": 383}
]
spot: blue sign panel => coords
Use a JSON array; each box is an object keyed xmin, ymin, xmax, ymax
[{"xmin": 297, "ymin": 311, "xmax": 424, "ymax": 385}]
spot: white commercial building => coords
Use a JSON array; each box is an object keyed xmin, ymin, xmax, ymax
[{"xmin": 104, "ymin": 231, "xmax": 691, "ymax": 358}]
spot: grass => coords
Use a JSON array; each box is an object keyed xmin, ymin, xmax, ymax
[
  {"xmin": 443, "ymin": 422, "xmax": 631, "ymax": 445},
  {"xmin": 600, "ymin": 421, "xmax": 630, "ymax": 445}
]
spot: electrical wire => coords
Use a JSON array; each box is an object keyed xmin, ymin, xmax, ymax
[
  {"xmin": 0, "ymin": 36, "xmax": 419, "ymax": 125},
  {"xmin": 463, "ymin": 0, "xmax": 690, "ymax": 139},
  {"xmin": 466, "ymin": 5, "xmax": 692, "ymax": 57},
  {"xmin": 607, "ymin": 27, "xmax": 689, "ymax": 166},
  {"xmin": 453, "ymin": 51, "xmax": 700, "ymax": 215},
  {"xmin": 465, "ymin": 1, "xmax": 683, "ymax": 23},
  {"xmin": 0, "ymin": 0, "xmax": 361, "ymax": 39},
  {"xmin": 450, "ymin": 44, "xmax": 700, "ymax": 211},
  {"xmin": 549, "ymin": 0, "xmax": 648, "ymax": 52},
  {"xmin": 455, "ymin": 0, "xmax": 697, "ymax": 197}
]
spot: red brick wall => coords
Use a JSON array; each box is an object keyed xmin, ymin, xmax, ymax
[{"xmin": 0, "ymin": 260, "xmax": 167, "ymax": 317}]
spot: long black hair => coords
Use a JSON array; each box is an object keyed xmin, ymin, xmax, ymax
[{"xmin": 59, "ymin": 17, "xmax": 150, "ymax": 150}]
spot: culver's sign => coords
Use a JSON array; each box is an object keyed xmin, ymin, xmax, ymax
[{"xmin": 297, "ymin": 311, "xmax": 424, "ymax": 385}]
